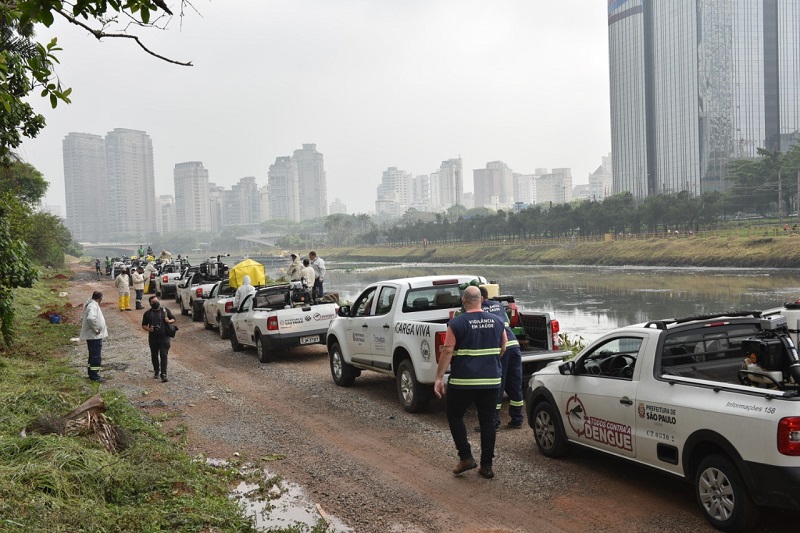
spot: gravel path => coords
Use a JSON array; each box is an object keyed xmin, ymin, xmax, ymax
[{"xmin": 64, "ymin": 267, "xmax": 798, "ymax": 532}]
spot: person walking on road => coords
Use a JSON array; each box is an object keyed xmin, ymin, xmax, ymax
[
  {"xmin": 434, "ymin": 286, "xmax": 507, "ymax": 479},
  {"xmin": 480, "ymin": 286, "xmax": 525, "ymax": 429},
  {"xmin": 141, "ymin": 296, "xmax": 176, "ymax": 382},
  {"xmin": 132, "ymin": 267, "xmax": 145, "ymax": 310},
  {"xmin": 309, "ymin": 251, "xmax": 325, "ymax": 299},
  {"xmin": 114, "ymin": 267, "xmax": 131, "ymax": 311},
  {"xmin": 79, "ymin": 291, "xmax": 108, "ymax": 382}
]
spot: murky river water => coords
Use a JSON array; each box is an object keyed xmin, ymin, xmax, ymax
[{"xmin": 311, "ymin": 261, "xmax": 800, "ymax": 343}]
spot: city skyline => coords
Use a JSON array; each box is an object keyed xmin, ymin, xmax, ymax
[{"xmin": 18, "ymin": 1, "xmax": 611, "ymax": 216}]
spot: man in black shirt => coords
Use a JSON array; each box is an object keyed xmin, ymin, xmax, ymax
[{"xmin": 141, "ymin": 295, "xmax": 176, "ymax": 382}]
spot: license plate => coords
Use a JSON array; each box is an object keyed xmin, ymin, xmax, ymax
[{"xmin": 299, "ymin": 335, "xmax": 319, "ymax": 345}]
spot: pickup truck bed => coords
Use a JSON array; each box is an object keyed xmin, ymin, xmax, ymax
[{"xmin": 230, "ymin": 284, "xmax": 338, "ymax": 363}]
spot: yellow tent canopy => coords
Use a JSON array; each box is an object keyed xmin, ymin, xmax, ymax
[{"xmin": 229, "ymin": 259, "xmax": 266, "ymax": 289}]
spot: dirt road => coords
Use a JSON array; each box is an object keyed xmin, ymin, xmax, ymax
[{"xmin": 66, "ymin": 267, "xmax": 797, "ymax": 532}]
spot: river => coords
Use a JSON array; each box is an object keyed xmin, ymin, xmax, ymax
[{"xmin": 308, "ymin": 261, "xmax": 800, "ymax": 343}]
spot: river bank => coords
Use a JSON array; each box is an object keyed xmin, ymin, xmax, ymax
[{"xmin": 318, "ymin": 234, "xmax": 800, "ymax": 269}]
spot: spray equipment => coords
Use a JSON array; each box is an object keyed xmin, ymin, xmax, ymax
[{"xmin": 739, "ymin": 315, "xmax": 800, "ymax": 391}]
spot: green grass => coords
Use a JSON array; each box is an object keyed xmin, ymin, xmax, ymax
[{"xmin": 0, "ymin": 267, "xmax": 326, "ymax": 532}]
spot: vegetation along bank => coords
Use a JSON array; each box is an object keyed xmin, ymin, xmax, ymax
[{"xmin": 320, "ymin": 233, "xmax": 800, "ymax": 269}]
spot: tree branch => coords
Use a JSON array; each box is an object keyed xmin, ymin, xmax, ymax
[{"xmin": 56, "ymin": 9, "xmax": 193, "ymax": 67}]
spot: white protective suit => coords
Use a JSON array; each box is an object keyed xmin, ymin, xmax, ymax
[
  {"xmin": 234, "ymin": 275, "xmax": 256, "ymax": 310},
  {"xmin": 286, "ymin": 255, "xmax": 302, "ymax": 281}
]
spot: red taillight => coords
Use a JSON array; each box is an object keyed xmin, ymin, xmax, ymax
[
  {"xmin": 224, "ymin": 301, "xmax": 233, "ymax": 313},
  {"xmin": 778, "ymin": 417, "xmax": 800, "ymax": 455},
  {"xmin": 434, "ymin": 331, "xmax": 446, "ymax": 363},
  {"xmin": 267, "ymin": 316, "xmax": 279, "ymax": 331},
  {"xmin": 162, "ymin": 275, "xmax": 169, "ymax": 282},
  {"xmin": 195, "ymin": 288, "xmax": 203, "ymax": 298},
  {"xmin": 150, "ymin": 274, "xmax": 156, "ymax": 280},
  {"xmin": 551, "ymin": 319, "xmax": 560, "ymax": 348}
]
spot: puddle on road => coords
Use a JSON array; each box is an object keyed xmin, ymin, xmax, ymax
[{"xmin": 210, "ymin": 459, "xmax": 352, "ymax": 532}]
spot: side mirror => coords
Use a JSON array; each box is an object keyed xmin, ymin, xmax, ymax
[
  {"xmin": 338, "ymin": 305, "xmax": 351, "ymax": 317},
  {"xmin": 558, "ymin": 360, "xmax": 575, "ymax": 375}
]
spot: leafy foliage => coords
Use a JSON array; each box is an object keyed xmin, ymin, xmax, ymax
[
  {"xmin": 0, "ymin": 205, "xmax": 38, "ymax": 345},
  {"xmin": 1, "ymin": 0, "xmax": 188, "ymax": 162}
]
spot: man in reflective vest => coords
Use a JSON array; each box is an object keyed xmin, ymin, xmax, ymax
[
  {"xmin": 435, "ymin": 285, "xmax": 507, "ymax": 479},
  {"xmin": 480, "ymin": 287, "xmax": 525, "ymax": 429}
]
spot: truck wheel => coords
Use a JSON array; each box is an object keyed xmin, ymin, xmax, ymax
[
  {"xmin": 219, "ymin": 315, "xmax": 230, "ymax": 339},
  {"xmin": 396, "ymin": 359, "xmax": 431, "ymax": 413},
  {"xmin": 695, "ymin": 454, "xmax": 759, "ymax": 532},
  {"xmin": 230, "ymin": 328, "xmax": 243, "ymax": 352},
  {"xmin": 329, "ymin": 342, "xmax": 357, "ymax": 386},
  {"xmin": 155, "ymin": 288, "xmax": 161, "ymax": 298},
  {"xmin": 202, "ymin": 309, "xmax": 213, "ymax": 330},
  {"xmin": 533, "ymin": 401, "xmax": 569, "ymax": 458},
  {"xmin": 256, "ymin": 333, "xmax": 271, "ymax": 363},
  {"xmin": 178, "ymin": 297, "xmax": 189, "ymax": 316},
  {"xmin": 191, "ymin": 302, "xmax": 202, "ymax": 322}
]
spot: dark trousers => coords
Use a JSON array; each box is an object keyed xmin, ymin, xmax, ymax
[
  {"xmin": 445, "ymin": 386, "xmax": 498, "ymax": 467},
  {"xmin": 87, "ymin": 339, "xmax": 102, "ymax": 381},
  {"xmin": 313, "ymin": 279, "xmax": 324, "ymax": 299},
  {"xmin": 496, "ymin": 346, "xmax": 525, "ymax": 425},
  {"xmin": 135, "ymin": 289, "xmax": 144, "ymax": 308},
  {"xmin": 149, "ymin": 336, "xmax": 170, "ymax": 376}
]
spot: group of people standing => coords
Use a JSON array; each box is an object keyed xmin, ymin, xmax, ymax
[
  {"xmin": 80, "ymin": 253, "xmax": 177, "ymax": 384},
  {"xmin": 286, "ymin": 251, "xmax": 326, "ymax": 299}
]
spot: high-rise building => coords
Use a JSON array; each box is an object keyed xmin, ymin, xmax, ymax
[
  {"xmin": 329, "ymin": 198, "xmax": 347, "ymax": 214},
  {"xmin": 430, "ymin": 158, "xmax": 463, "ymax": 209},
  {"xmin": 268, "ymin": 156, "xmax": 300, "ymax": 221},
  {"xmin": 411, "ymin": 175, "xmax": 431, "ymax": 210},
  {"xmin": 174, "ymin": 162, "xmax": 211, "ymax": 231},
  {"xmin": 536, "ymin": 169, "xmax": 573, "ymax": 205},
  {"xmin": 473, "ymin": 161, "xmax": 514, "ymax": 209},
  {"xmin": 609, "ymin": 1, "xmax": 800, "ymax": 199},
  {"xmin": 293, "ymin": 144, "xmax": 327, "ymax": 219},
  {"xmin": 259, "ymin": 185, "xmax": 270, "ymax": 222},
  {"xmin": 105, "ymin": 128, "xmax": 156, "ymax": 238},
  {"xmin": 63, "ymin": 132, "xmax": 107, "ymax": 241},
  {"xmin": 231, "ymin": 176, "xmax": 261, "ymax": 226},
  {"xmin": 375, "ymin": 167, "xmax": 412, "ymax": 217},
  {"xmin": 513, "ymin": 173, "xmax": 536, "ymax": 205},
  {"xmin": 588, "ymin": 153, "xmax": 614, "ymax": 201},
  {"xmin": 155, "ymin": 195, "xmax": 176, "ymax": 235},
  {"xmin": 209, "ymin": 184, "xmax": 224, "ymax": 233}
]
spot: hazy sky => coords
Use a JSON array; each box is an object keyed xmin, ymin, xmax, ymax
[{"xmin": 19, "ymin": 0, "xmax": 612, "ymax": 215}]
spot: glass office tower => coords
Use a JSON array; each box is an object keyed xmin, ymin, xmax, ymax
[{"xmin": 608, "ymin": 0, "xmax": 800, "ymax": 199}]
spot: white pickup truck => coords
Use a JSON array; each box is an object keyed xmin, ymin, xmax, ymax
[
  {"xmin": 176, "ymin": 270, "xmax": 222, "ymax": 321},
  {"xmin": 527, "ymin": 310, "xmax": 800, "ymax": 532},
  {"xmin": 202, "ymin": 279, "xmax": 236, "ymax": 339},
  {"xmin": 229, "ymin": 283, "xmax": 338, "ymax": 363},
  {"xmin": 327, "ymin": 275, "xmax": 570, "ymax": 413},
  {"xmin": 154, "ymin": 261, "xmax": 188, "ymax": 299}
]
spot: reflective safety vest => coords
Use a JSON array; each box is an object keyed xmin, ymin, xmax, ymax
[
  {"xmin": 483, "ymin": 300, "xmax": 519, "ymax": 348},
  {"xmin": 448, "ymin": 311, "xmax": 504, "ymax": 389}
]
